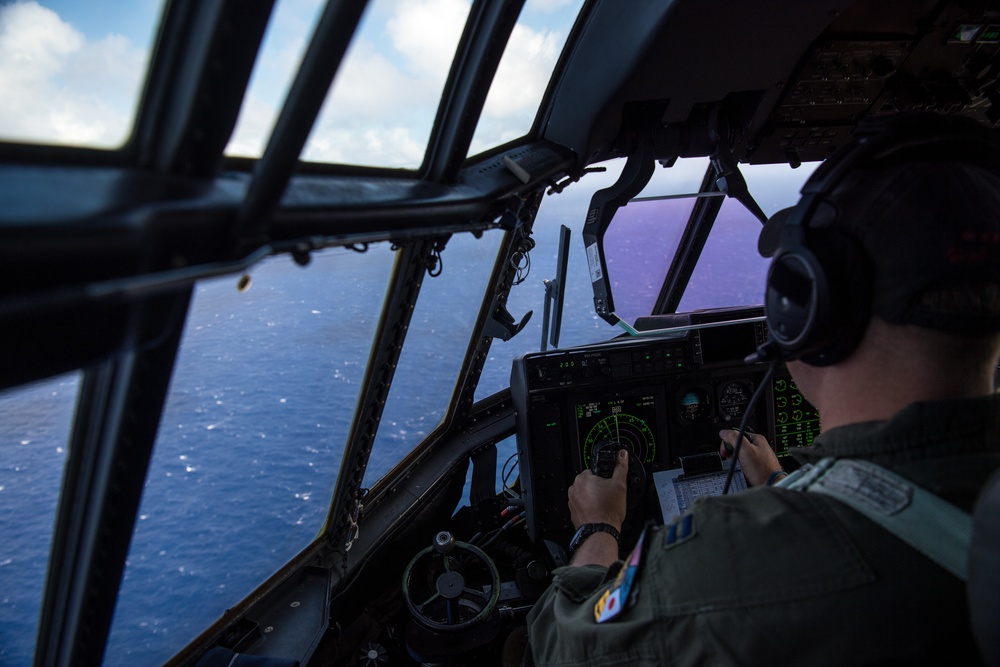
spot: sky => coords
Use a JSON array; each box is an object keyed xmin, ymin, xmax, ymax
[{"xmin": 0, "ymin": 0, "xmax": 581, "ymax": 167}]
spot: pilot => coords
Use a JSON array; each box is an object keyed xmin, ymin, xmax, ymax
[{"xmin": 525, "ymin": 113, "xmax": 1000, "ymax": 665}]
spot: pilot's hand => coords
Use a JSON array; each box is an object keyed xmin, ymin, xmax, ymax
[
  {"xmin": 719, "ymin": 429, "xmax": 782, "ymax": 488},
  {"xmin": 568, "ymin": 448, "xmax": 628, "ymax": 531}
]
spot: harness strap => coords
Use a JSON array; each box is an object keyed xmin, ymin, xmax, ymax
[{"xmin": 777, "ymin": 458, "xmax": 972, "ymax": 580}]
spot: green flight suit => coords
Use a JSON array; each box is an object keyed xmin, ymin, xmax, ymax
[{"xmin": 527, "ymin": 394, "xmax": 1000, "ymax": 666}]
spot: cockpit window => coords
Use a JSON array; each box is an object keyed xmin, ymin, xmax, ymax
[
  {"xmin": 228, "ymin": 0, "xmax": 587, "ymax": 167},
  {"xmin": 364, "ymin": 230, "xmax": 503, "ymax": 486},
  {"xmin": 225, "ymin": 0, "xmax": 326, "ymax": 159},
  {"xmin": 0, "ymin": 372, "xmax": 78, "ymax": 665},
  {"xmin": 104, "ymin": 248, "xmax": 394, "ymax": 665},
  {"xmin": 0, "ymin": 0, "xmax": 164, "ymax": 149},
  {"xmin": 475, "ymin": 158, "xmax": 711, "ymax": 401},
  {"xmin": 228, "ymin": 0, "xmax": 473, "ymax": 168},
  {"xmin": 675, "ymin": 194, "xmax": 772, "ymax": 312},
  {"xmin": 467, "ymin": 0, "xmax": 584, "ymax": 157},
  {"xmin": 678, "ymin": 162, "xmax": 818, "ymax": 312},
  {"xmin": 602, "ymin": 158, "xmax": 713, "ymax": 325}
]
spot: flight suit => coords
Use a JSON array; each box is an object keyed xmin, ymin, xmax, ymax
[{"xmin": 527, "ymin": 394, "xmax": 1000, "ymax": 666}]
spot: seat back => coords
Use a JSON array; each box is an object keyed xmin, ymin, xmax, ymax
[{"xmin": 969, "ymin": 467, "xmax": 1000, "ymax": 666}]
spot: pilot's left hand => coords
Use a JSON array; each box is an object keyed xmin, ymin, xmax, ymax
[{"xmin": 719, "ymin": 429, "xmax": 782, "ymax": 487}]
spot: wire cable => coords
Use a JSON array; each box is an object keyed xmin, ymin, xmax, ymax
[
  {"xmin": 501, "ymin": 452, "xmax": 519, "ymax": 498},
  {"xmin": 723, "ymin": 361, "xmax": 778, "ymax": 494}
]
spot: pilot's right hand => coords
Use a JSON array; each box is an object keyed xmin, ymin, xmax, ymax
[{"xmin": 719, "ymin": 429, "xmax": 782, "ymax": 488}]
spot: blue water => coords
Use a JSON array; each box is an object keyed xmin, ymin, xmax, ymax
[
  {"xmin": 0, "ymin": 168, "xmax": 781, "ymax": 666},
  {"xmin": 0, "ymin": 378, "xmax": 76, "ymax": 666}
]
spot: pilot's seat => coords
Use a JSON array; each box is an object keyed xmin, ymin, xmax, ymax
[{"xmin": 970, "ymin": 467, "xmax": 1000, "ymax": 666}]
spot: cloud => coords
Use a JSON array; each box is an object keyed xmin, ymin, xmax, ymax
[
  {"xmin": 385, "ymin": 0, "xmax": 469, "ymax": 79},
  {"xmin": 0, "ymin": 1, "xmax": 147, "ymax": 147},
  {"xmin": 304, "ymin": 125, "xmax": 426, "ymax": 166},
  {"xmin": 482, "ymin": 23, "xmax": 562, "ymax": 119},
  {"xmin": 530, "ymin": 0, "xmax": 577, "ymax": 11},
  {"xmin": 225, "ymin": 93, "xmax": 276, "ymax": 158},
  {"xmin": 468, "ymin": 19, "xmax": 565, "ymax": 154},
  {"xmin": 302, "ymin": 38, "xmax": 430, "ymax": 165},
  {"xmin": 298, "ymin": 0, "xmax": 471, "ymax": 167}
]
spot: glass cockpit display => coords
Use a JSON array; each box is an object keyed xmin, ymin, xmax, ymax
[
  {"xmin": 575, "ymin": 393, "xmax": 659, "ymax": 469},
  {"xmin": 771, "ymin": 376, "xmax": 821, "ymax": 456}
]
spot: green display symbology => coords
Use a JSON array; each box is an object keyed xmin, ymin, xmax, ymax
[
  {"xmin": 772, "ymin": 377, "xmax": 820, "ymax": 456},
  {"xmin": 577, "ymin": 395, "xmax": 657, "ymax": 468}
]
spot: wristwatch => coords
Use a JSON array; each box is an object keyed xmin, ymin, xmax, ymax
[{"xmin": 568, "ymin": 522, "xmax": 621, "ymax": 553}]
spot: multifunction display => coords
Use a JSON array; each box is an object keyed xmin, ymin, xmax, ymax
[
  {"xmin": 771, "ymin": 376, "xmax": 821, "ymax": 455},
  {"xmin": 575, "ymin": 393, "xmax": 660, "ymax": 470}
]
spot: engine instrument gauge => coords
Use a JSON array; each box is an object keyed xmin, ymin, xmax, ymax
[{"xmin": 719, "ymin": 381, "xmax": 752, "ymax": 422}]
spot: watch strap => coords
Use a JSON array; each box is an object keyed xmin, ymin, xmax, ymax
[{"xmin": 569, "ymin": 522, "xmax": 621, "ymax": 552}]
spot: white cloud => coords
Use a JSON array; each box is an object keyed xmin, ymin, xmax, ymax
[
  {"xmin": 0, "ymin": 1, "xmax": 81, "ymax": 79},
  {"xmin": 531, "ymin": 0, "xmax": 576, "ymax": 11},
  {"xmin": 226, "ymin": 93, "xmax": 276, "ymax": 158},
  {"xmin": 0, "ymin": 1, "xmax": 147, "ymax": 147},
  {"xmin": 300, "ymin": 36, "xmax": 437, "ymax": 166},
  {"xmin": 298, "ymin": 0, "xmax": 470, "ymax": 167},
  {"xmin": 481, "ymin": 21, "xmax": 561, "ymax": 119},
  {"xmin": 467, "ymin": 19, "xmax": 565, "ymax": 155},
  {"xmin": 324, "ymin": 39, "xmax": 427, "ymax": 121},
  {"xmin": 385, "ymin": 0, "xmax": 469, "ymax": 78},
  {"xmin": 303, "ymin": 125, "xmax": 425, "ymax": 166}
]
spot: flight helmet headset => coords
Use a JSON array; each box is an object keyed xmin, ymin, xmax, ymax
[{"xmin": 760, "ymin": 113, "xmax": 1000, "ymax": 366}]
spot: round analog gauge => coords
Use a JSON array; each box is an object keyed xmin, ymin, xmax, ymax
[
  {"xmin": 719, "ymin": 381, "xmax": 752, "ymax": 421},
  {"xmin": 582, "ymin": 413, "xmax": 656, "ymax": 468},
  {"xmin": 679, "ymin": 387, "xmax": 712, "ymax": 422}
]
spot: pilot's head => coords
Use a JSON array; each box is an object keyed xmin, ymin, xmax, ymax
[{"xmin": 758, "ymin": 113, "xmax": 1000, "ymax": 368}]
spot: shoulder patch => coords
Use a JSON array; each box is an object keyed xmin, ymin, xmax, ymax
[{"xmin": 594, "ymin": 526, "xmax": 650, "ymax": 623}]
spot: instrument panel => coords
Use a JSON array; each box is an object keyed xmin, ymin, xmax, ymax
[{"xmin": 510, "ymin": 309, "xmax": 819, "ymax": 547}]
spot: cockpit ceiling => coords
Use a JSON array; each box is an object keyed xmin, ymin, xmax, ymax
[{"xmin": 543, "ymin": 0, "xmax": 1000, "ymax": 168}]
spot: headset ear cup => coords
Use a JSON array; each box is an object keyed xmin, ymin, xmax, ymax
[
  {"xmin": 765, "ymin": 245, "xmax": 831, "ymax": 357},
  {"xmin": 799, "ymin": 229, "xmax": 872, "ymax": 366}
]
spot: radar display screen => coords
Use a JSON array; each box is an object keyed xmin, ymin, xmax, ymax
[
  {"xmin": 771, "ymin": 376, "xmax": 820, "ymax": 456},
  {"xmin": 575, "ymin": 393, "xmax": 659, "ymax": 469}
]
